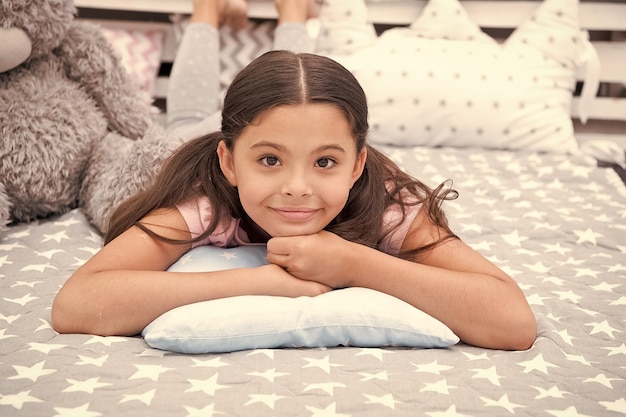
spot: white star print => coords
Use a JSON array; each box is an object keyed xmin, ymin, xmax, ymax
[
  {"xmin": 303, "ymin": 355, "xmax": 343, "ymax": 374},
  {"xmin": 599, "ymin": 398, "xmax": 626, "ymax": 414},
  {"xmin": 526, "ymin": 293, "xmax": 550, "ymax": 306},
  {"xmin": 137, "ymin": 348, "xmax": 166, "ymax": 357},
  {"xmin": 574, "ymin": 268, "xmax": 601, "ymax": 278},
  {"xmin": 541, "ymin": 242, "xmax": 572, "ymax": 255},
  {"xmin": 247, "ymin": 349, "xmax": 275, "ymax": 359},
  {"xmin": 3, "ymin": 293, "xmax": 39, "ymax": 306},
  {"xmin": 0, "ymin": 312, "xmax": 20, "ymax": 324},
  {"xmin": 0, "ymin": 328, "xmax": 16, "ymax": 340},
  {"xmin": 248, "ymin": 368, "xmax": 290, "ymax": 382},
  {"xmin": 52, "ymin": 402, "xmax": 102, "ymax": 417},
  {"xmin": 0, "ymin": 390, "xmax": 43, "ymax": 410},
  {"xmin": 480, "ymin": 393, "xmax": 523, "ymax": 414},
  {"xmin": 560, "ymin": 257, "xmax": 586, "ymax": 266},
  {"xmin": 359, "ymin": 370, "xmax": 388, "ymax": 381},
  {"xmin": 41, "ymin": 230, "xmax": 70, "ymax": 243},
  {"xmin": 184, "ymin": 404, "xmax": 219, "ymax": 417},
  {"xmin": 542, "ymin": 276, "xmax": 565, "ymax": 286},
  {"xmin": 355, "ymin": 348, "xmax": 394, "ymax": 361},
  {"xmin": 191, "ymin": 356, "xmax": 230, "ymax": 368},
  {"xmin": 603, "ymin": 343, "xmax": 626, "ymax": 357},
  {"xmin": 462, "ymin": 352, "xmax": 489, "ymax": 361},
  {"xmin": 552, "ymin": 290, "xmax": 582, "ymax": 303},
  {"xmin": 11, "ymin": 280, "xmax": 42, "ymax": 288},
  {"xmin": 564, "ymin": 353, "xmax": 591, "ymax": 366},
  {"xmin": 426, "ymin": 405, "xmax": 473, "ymax": 417},
  {"xmin": 244, "ymin": 393, "xmax": 285, "ymax": 409},
  {"xmin": 574, "ymin": 306, "xmax": 600, "ymax": 317},
  {"xmin": 583, "ymin": 373, "xmax": 620, "ymax": 389},
  {"xmin": 186, "ymin": 374, "xmax": 229, "ymax": 395},
  {"xmin": 547, "ymin": 406, "xmax": 592, "ymax": 417},
  {"xmin": 75, "ymin": 354, "xmax": 109, "ymax": 367},
  {"xmin": 54, "ymin": 217, "xmax": 81, "ymax": 227},
  {"xmin": 472, "ymin": 241, "xmax": 496, "ymax": 252},
  {"xmin": 523, "ymin": 261, "xmax": 551, "ymax": 273},
  {"xmin": 120, "ymin": 389, "xmax": 156, "ymax": 405},
  {"xmin": 0, "ymin": 255, "xmax": 12, "ymax": 269},
  {"xmin": 305, "ymin": 402, "xmax": 351, "ymax": 417},
  {"xmin": 0, "ymin": 242, "xmax": 26, "ymax": 251},
  {"xmin": 35, "ymin": 248, "xmax": 64, "ymax": 259},
  {"xmin": 421, "ymin": 379, "xmax": 456, "ymax": 395},
  {"xmin": 83, "ymin": 336, "xmax": 127, "ymax": 346},
  {"xmin": 471, "ymin": 366, "xmax": 502, "ymax": 386},
  {"xmin": 303, "ymin": 382, "xmax": 347, "ymax": 396},
  {"xmin": 531, "ymin": 385, "xmax": 570, "ymax": 399},
  {"xmin": 8, "ymin": 360, "xmax": 57, "ymax": 382},
  {"xmin": 412, "ymin": 360, "xmax": 454, "ymax": 374},
  {"xmin": 63, "ymin": 377, "xmax": 112, "ymax": 394},
  {"xmin": 78, "ymin": 245, "xmax": 100, "ymax": 256},
  {"xmin": 501, "ymin": 229, "xmax": 529, "ymax": 247},
  {"xmin": 592, "ymin": 281, "xmax": 621, "ymax": 291},
  {"xmin": 28, "ymin": 342, "xmax": 66, "ymax": 354},
  {"xmin": 363, "ymin": 393, "xmax": 397, "ymax": 409},
  {"xmin": 610, "ymin": 296, "xmax": 626, "ymax": 306},
  {"xmin": 572, "ymin": 228, "xmax": 602, "ymax": 245},
  {"xmin": 585, "ymin": 320, "xmax": 619, "ymax": 338},
  {"xmin": 518, "ymin": 353, "xmax": 558, "ymax": 374},
  {"xmin": 553, "ymin": 329, "xmax": 574, "ymax": 346}
]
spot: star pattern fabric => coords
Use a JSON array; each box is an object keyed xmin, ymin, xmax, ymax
[{"xmin": 1, "ymin": 145, "xmax": 625, "ymax": 416}]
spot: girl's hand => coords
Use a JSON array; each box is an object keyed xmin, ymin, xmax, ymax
[
  {"xmin": 266, "ymin": 231, "xmax": 355, "ymax": 289},
  {"xmin": 255, "ymin": 263, "xmax": 332, "ymax": 297}
]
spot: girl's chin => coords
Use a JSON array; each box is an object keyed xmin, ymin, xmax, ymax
[{"xmin": 265, "ymin": 224, "xmax": 326, "ymax": 238}]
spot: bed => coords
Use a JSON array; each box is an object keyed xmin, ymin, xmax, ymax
[{"xmin": 1, "ymin": 0, "xmax": 625, "ymax": 416}]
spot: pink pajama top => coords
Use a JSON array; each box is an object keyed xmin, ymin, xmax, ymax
[{"xmin": 177, "ymin": 195, "xmax": 420, "ymax": 256}]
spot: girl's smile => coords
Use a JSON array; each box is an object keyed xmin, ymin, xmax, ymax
[
  {"xmin": 271, "ymin": 207, "xmax": 320, "ymax": 221},
  {"xmin": 217, "ymin": 103, "xmax": 367, "ymax": 238}
]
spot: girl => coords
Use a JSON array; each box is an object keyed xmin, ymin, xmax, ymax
[{"xmin": 52, "ymin": 0, "xmax": 536, "ymax": 350}]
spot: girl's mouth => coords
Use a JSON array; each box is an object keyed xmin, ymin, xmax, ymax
[{"xmin": 271, "ymin": 208, "xmax": 319, "ymax": 221}]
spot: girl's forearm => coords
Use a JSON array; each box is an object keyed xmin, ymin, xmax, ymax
[
  {"xmin": 341, "ymin": 243, "xmax": 536, "ymax": 350},
  {"xmin": 52, "ymin": 268, "xmax": 261, "ymax": 337}
]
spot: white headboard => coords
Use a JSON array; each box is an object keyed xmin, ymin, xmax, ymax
[{"xmin": 75, "ymin": 0, "xmax": 625, "ymax": 147}]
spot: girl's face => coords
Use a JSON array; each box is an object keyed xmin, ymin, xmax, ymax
[{"xmin": 218, "ymin": 103, "xmax": 367, "ymax": 238}]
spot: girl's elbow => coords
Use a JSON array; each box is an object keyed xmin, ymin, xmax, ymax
[
  {"xmin": 51, "ymin": 289, "xmax": 101, "ymax": 335},
  {"xmin": 51, "ymin": 294, "xmax": 76, "ymax": 334},
  {"xmin": 503, "ymin": 308, "xmax": 537, "ymax": 351}
]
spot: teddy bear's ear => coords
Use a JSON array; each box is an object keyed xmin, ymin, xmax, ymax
[{"xmin": 0, "ymin": 28, "xmax": 32, "ymax": 72}]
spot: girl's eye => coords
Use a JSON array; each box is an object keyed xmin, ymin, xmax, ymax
[
  {"xmin": 316, "ymin": 158, "xmax": 336, "ymax": 169},
  {"xmin": 260, "ymin": 155, "xmax": 281, "ymax": 167}
]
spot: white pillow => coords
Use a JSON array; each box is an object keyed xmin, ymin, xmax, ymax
[
  {"xmin": 142, "ymin": 245, "xmax": 459, "ymax": 353},
  {"xmin": 317, "ymin": 0, "xmax": 591, "ymax": 153}
]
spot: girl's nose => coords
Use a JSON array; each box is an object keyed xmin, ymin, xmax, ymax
[{"xmin": 281, "ymin": 171, "xmax": 313, "ymax": 197}]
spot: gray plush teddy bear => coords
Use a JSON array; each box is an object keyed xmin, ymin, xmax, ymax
[{"xmin": 0, "ymin": 0, "xmax": 177, "ymax": 238}]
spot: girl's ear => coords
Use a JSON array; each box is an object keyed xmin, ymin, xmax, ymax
[
  {"xmin": 351, "ymin": 147, "xmax": 368, "ymax": 187},
  {"xmin": 217, "ymin": 141, "xmax": 238, "ymax": 186}
]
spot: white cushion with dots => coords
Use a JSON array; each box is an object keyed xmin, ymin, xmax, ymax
[{"xmin": 317, "ymin": 0, "xmax": 590, "ymax": 153}]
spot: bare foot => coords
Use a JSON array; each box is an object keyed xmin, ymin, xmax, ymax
[
  {"xmin": 191, "ymin": 0, "xmax": 248, "ymax": 29},
  {"xmin": 220, "ymin": 0, "xmax": 249, "ymax": 29},
  {"xmin": 274, "ymin": 0, "xmax": 322, "ymax": 24}
]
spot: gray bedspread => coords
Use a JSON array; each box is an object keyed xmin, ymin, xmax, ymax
[{"xmin": 1, "ymin": 145, "xmax": 625, "ymax": 416}]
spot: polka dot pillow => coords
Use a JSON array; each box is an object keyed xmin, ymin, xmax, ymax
[{"xmin": 317, "ymin": 0, "xmax": 595, "ymax": 153}]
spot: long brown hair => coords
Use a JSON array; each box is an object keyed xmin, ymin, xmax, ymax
[{"xmin": 105, "ymin": 51, "xmax": 457, "ymax": 257}]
